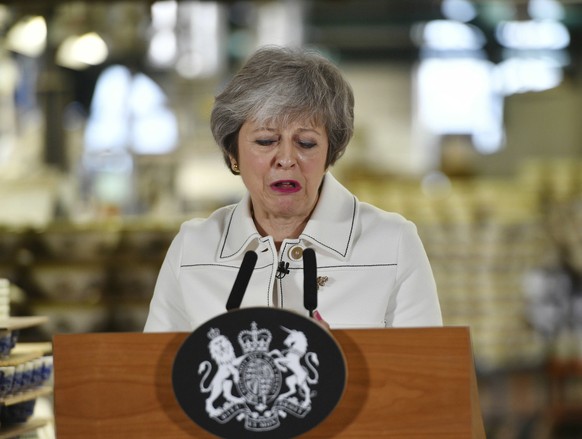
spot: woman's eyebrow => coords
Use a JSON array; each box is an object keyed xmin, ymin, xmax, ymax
[
  {"xmin": 250, "ymin": 126, "xmax": 323, "ymax": 136},
  {"xmin": 297, "ymin": 127, "xmax": 323, "ymax": 136},
  {"xmin": 251, "ymin": 126, "xmax": 277, "ymax": 133}
]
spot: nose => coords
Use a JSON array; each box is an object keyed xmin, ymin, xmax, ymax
[{"xmin": 275, "ymin": 138, "xmax": 297, "ymax": 169}]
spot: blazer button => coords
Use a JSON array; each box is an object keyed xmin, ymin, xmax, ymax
[{"xmin": 288, "ymin": 245, "xmax": 303, "ymax": 261}]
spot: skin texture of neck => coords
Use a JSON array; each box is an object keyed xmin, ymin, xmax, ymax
[{"xmin": 251, "ymin": 202, "xmax": 316, "ymax": 250}]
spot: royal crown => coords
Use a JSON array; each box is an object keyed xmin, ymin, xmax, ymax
[
  {"xmin": 207, "ymin": 327, "xmax": 221, "ymax": 340},
  {"xmin": 238, "ymin": 322, "xmax": 272, "ymax": 353}
]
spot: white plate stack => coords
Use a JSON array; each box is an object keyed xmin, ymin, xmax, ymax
[{"xmin": 0, "ymin": 279, "xmax": 9, "ymax": 320}]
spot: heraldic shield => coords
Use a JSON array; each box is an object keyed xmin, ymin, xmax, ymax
[{"xmin": 172, "ymin": 307, "xmax": 347, "ymax": 438}]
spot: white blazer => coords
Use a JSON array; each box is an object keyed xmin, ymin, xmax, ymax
[{"xmin": 144, "ymin": 173, "xmax": 442, "ymax": 332}]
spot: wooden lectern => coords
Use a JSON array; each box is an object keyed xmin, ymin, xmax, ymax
[{"xmin": 53, "ymin": 327, "xmax": 485, "ymax": 438}]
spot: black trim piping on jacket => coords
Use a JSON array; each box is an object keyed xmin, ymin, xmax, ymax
[{"xmin": 300, "ymin": 195, "xmax": 357, "ymax": 258}]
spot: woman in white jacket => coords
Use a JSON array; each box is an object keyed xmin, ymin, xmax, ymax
[{"xmin": 144, "ymin": 46, "xmax": 442, "ymax": 332}]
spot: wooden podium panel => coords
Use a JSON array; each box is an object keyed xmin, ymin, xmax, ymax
[{"xmin": 53, "ymin": 327, "xmax": 485, "ymax": 438}]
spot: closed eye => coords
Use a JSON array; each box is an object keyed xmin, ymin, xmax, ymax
[
  {"xmin": 298, "ymin": 140, "xmax": 317, "ymax": 148},
  {"xmin": 256, "ymin": 139, "xmax": 277, "ymax": 146}
]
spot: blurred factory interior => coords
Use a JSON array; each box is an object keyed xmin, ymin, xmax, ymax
[{"xmin": 1, "ymin": 0, "xmax": 582, "ymax": 437}]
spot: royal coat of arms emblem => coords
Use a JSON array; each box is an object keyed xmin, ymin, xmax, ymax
[
  {"xmin": 173, "ymin": 307, "xmax": 346, "ymax": 439},
  {"xmin": 198, "ymin": 322, "xmax": 320, "ymax": 431}
]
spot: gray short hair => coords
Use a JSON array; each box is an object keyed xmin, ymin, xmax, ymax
[{"xmin": 210, "ymin": 45, "xmax": 354, "ymax": 173}]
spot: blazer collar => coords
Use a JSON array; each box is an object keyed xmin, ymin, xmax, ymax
[
  {"xmin": 219, "ymin": 173, "xmax": 358, "ymax": 261},
  {"xmin": 217, "ymin": 194, "xmax": 260, "ymax": 260},
  {"xmin": 300, "ymin": 173, "xmax": 357, "ymax": 259}
]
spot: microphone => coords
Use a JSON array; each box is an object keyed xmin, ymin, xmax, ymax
[
  {"xmin": 303, "ymin": 248, "xmax": 318, "ymax": 317},
  {"xmin": 226, "ymin": 250, "xmax": 258, "ymax": 311},
  {"xmin": 275, "ymin": 261, "xmax": 290, "ymax": 279}
]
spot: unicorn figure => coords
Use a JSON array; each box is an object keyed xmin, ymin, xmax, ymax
[{"xmin": 270, "ymin": 327, "xmax": 319, "ymax": 408}]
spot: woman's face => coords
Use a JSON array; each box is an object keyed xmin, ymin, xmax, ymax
[{"xmin": 234, "ymin": 118, "xmax": 329, "ymax": 223}]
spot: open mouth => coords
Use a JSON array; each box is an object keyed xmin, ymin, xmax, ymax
[{"xmin": 271, "ymin": 180, "xmax": 301, "ymax": 192}]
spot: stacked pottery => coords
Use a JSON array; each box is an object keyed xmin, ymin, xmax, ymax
[
  {"xmin": 0, "ymin": 281, "xmax": 53, "ymax": 426},
  {"xmin": 0, "ymin": 279, "xmax": 9, "ymax": 320},
  {"xmin": 0, "ymin": 356, "xmax": 53, "ymax": 425}
]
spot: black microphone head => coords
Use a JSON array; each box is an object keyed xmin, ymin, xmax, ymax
[
  {"xmin": 303, "ymin": 248, "xmax": 318, "ymax": 312},
  {"xmin": 226, "ymin": 250, "xmax": 258, "ymax": 311}
]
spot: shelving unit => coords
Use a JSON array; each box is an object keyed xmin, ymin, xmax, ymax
[
  {"xmin": 0, "ymin": 222, "xmax": 177, "ymax": 336},
  {"xmin": 0, "ymin": 342, "xmax": 52, "ymax": 369},
  {"xmin": 1, "ymin": 386, "xmax": 52, "ymax": 406},
  {"xmin": 0, "ymin": 317, "xmax": 49, "ymax": 332},
  {"xmin": 0, "ymin": 418, "xmax": 51, "ymax": 439},
  {"xmin": 0, "ymin": 316, "xmax": 52, "ymax": 439}
]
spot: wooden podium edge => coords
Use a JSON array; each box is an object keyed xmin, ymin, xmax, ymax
[
  {"xmin": 53, "ymin": 326, "xmax": 487, "ymax": 438},
  {"xmin": 469, "ymin": 340, "xmax": 486, "ymax": 439}
]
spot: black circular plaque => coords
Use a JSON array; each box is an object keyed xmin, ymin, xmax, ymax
[{"xmin": 172, "ymin": 307, "xmax": 347, "ymax": 438}]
